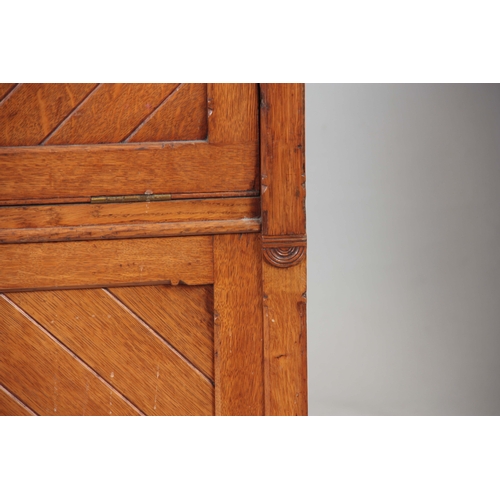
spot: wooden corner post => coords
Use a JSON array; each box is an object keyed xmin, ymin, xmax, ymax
[{"xmin": 260, "ymin": 84, "xmax": 307, "ymax": 416}]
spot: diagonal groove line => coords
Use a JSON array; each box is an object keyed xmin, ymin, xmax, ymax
[
  {"xmin": 39, "ymin": 83, "xmax": 101, "ymax": 145},
  {"xmin": 104, "ymin": 288, "xmax": 214, "ymax": 386},
  {"xmin": 0, "ymin": 294, "xmax": 146, "ymax": 416},
  {"xmin": 121, "ymin": 83, "xmax": 183, "ymax": 142},
  {"xmin": 0, "ymin": 83, "xmax": 20, "ymax": 107},
  {"xmin": 0, "ymin": 382, "xmax": 38, "ymax": 416}
]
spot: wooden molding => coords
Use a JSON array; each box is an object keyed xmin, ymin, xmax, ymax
[
  {"xmin": 0, "ymin": 197, "xmax": 260, "ymax": 244},
  {"xmin": 262, "ymin": 235, "xmax": 306, "ymax": 268}
]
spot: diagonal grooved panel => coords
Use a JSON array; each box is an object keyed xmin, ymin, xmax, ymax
[
  {"xmin": 5, "ymin": 288, "xmax": 214, "ymax": 416},
  {"xmin": 110, "ymin": 285, "xmax": 214, "ymax": 381},
  {"xmin": 0, "ymin": 84, "xmax": 98, "ymax": 147},
  {"xmin": 0, "ymin": 382, "xmax": 38, "ymax": 416},
  {"xmin": 0, "ymin": 294, "xmax": 141, "ymax": 416}
]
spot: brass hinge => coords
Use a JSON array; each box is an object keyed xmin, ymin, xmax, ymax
[{"xmin": 90, "ymin": 194, "xmax": 172, "ymax": 204}]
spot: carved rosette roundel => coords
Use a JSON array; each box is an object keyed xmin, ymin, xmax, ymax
[{"xmin": 262, "ymin": 235, "xmax": 307, "ymax": 268}]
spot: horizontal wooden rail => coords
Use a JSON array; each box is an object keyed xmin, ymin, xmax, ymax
[
  {"xmin": 0, "ymin": 236, "xmax": 213, "ymax": 291},
  {"xmin": 0, "ymin": 142, "xmax": 258, "ymax": 202},
  {"xmin": 0, "ymin": 197, "xmax": 260, "ymax": 244},
  {"xmin": 0, "ymin": 219, "xmax": 261, "ymax": 244}
]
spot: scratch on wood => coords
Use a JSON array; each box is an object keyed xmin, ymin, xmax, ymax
[{"xmin": 153, "ymin": 364, "xmax": 160, "ymax": 411}]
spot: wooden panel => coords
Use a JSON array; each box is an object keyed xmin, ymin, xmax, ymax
[
  {"xmin": 208, "ymin": 84, "xmax": 259, "ymax": 145},
  {"xmin": 45, "ymin": 84, "xmax": 179, "ymax": 145},
  {"xmin": 0, "ymin": 197, "xmax": 261, "ymax": 243},
  {"xmin": 260, "ymin": 84, "xmax": 305, "ymax": 236},
  {"xmin": 0, "ymin": 197, "xmax": 259, "ymax": 229},
  {"xmin": 7, "ymin": 288, "xmax": 214, "ymax": 415},
  {"xmin": 0, "ymin": 84, "xmax": 17, "ymax": 101},
  {"xmin": 112, "ymin": 285, "xmax": 214, "ymax": 380},
  {"xmin": 0, "ymin": 84, "xmax": 97, "ymax": 146},
  {"xmin": 0, "ymin": 295, "xmax": 140, "ymax": 416},
  {"xmin": 0, "ymin": 384, "xmax": 36, "ymax": 416},
  {"xmin": 0, "ymin": 142, "xmax": 257, "ymax": 203},
  {"xmin": 127, "ymin": 84, "xmax": 207, "ymax": 142},
  {"xmin": 214, "ymin": 233, "xmax": 264, "ymax": 415},
  {"xmin": 0, "ymin": 236, "xmax": 213, "ymax": 292},
  {"xmin": 263, "ymin": 260, "xmax": 307, "ymax": 416}
]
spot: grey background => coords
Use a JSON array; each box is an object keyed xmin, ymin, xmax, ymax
[{"xmin": 306, "ymin": 84, "xmax": 500, "ymax": 415}]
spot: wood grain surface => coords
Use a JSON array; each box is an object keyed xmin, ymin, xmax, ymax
[
  {"xmin": 208, "ymin": 84, "xmax": 259, "ymax": 145},
  {"xmin": 0, "ymin": 83, "xmax": 307, "ymax": 417},
  {"xmin": 112, "ymin": 285, "xmax": 214, "ymax": 380},
  {"xmin": 0, "ymin": 197, "xmax": 260, "ymax": 243},
  {"xmin": 0, "ymin": 219, "xmax": 261, "ymax": 245},
  {"xmin": 259, "ymin": 84, "xmax": 307, "ymax": 415},
  {"xmin": 7, "ymin": 288, "xmax": 214, "ymax": 415},
  {"xmin": 0, "ymin": 383, "xmax": 36, "ymax": 416},
  {"xmin": 0, "ymin": 84, "xmax": 97, "ymax": 146},
  {"xmin": 260, "ymin": 84, "xmax": 305, "ymax": 236},
  {"xmin": 213, "ymin": 233, "xmax": 264, "ymax": 415},
  {"xmin": 0, "ymin": 142, "xmax": 257, "ymax": 203},
  {"xmin": 0, "ymin": 236, "xmax": 213, "ymax": 291},
  {"xmin": 44, "ymin": 84, "xmax": 179, "ymax": 145},
  {"xmin": 263, "ymin": 259, "xmax": 307, "ymax": 416},
  {"xmin": 0, "ymin": 197, "xmax": 258, "ymax": 228},
  {"xmin": 126, "ymin": 84, "xmax": 207, "ymax": 142},
  {"xmin": 0, "ymin": 295, "xmax": 141, "ymax": 416},
  {"xmin": 0, "ymin": 84, "xmax": 18, "ymax": 102}
]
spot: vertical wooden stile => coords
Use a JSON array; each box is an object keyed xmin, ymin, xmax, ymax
[
  {"xmin": 260, "ymin": 84, "xmax": 307, "ymax": 416},
  {"xmin": 213, "ymin": 234, "xmax": 264, "ymax": 416}
]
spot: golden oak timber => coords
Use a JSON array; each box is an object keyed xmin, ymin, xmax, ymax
[
  {"xmin": 44, "ymin": 84, "xmax": 180, "ymax": 145},
  {"xmin": 0, "ymin": 84, "xmax": 17, "ymax": 102},
  {"xmin": 0, "ymin": 84, "xmax": 98, "ymax": 146},
  {"xmin": 214, "ymin": 233, "xmax": 264, "ymax": 416},
  {"xmin": 0, "ymin": 83, "xmax": 307, "ymax": 417},
  {"xmin": 0, "ymin": 197, "xmax": 259, "ymax": 229},
  {"xmin": 112, "ymin": 285, "xmax": 214, "ymax": 381},
  {"xmin": 260, "ymin": 84, "xmax": 305, "ymax": 236},
  {"xmin": 263, "ymin": 260, "xmax": 307, "ymax": 416},
  {"xmin": 260, "ymin": 84, "xmax": 307, "ymax": 415},
  {"xmin": 126, "ymin": 83, "xmax": 207, "ymax": 142},
  {"xmin": 0, "ymin": 197, "xmax": 260, "ymax": 244},
  {"xmin": 0, "ymin": 142, "xmax": 257, "ymax": 203},
  {"xmin": 0, "ymin": 236, "xmax": 213, "ymax": 291},
  {"xmin": 207, "ymin": 84, "xmax": 259, "ymax": 145},
  {"xmin": 0, "ymin": 219, "xmax": 261, "ymax": 245},
  {"xmin": 0, "ymin": 83, "xmax": 259, "ymax": 206},
  {"xmin": 7, "ymin": 288, "xmax": 214, "ymax": 415},
  {"xmin": 0, "ymin": 295, "xmax": 141, "ymax": 416},
  {"xmin": 0, "ymin": 383, "xmax": 37, "ymax": 416}
]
